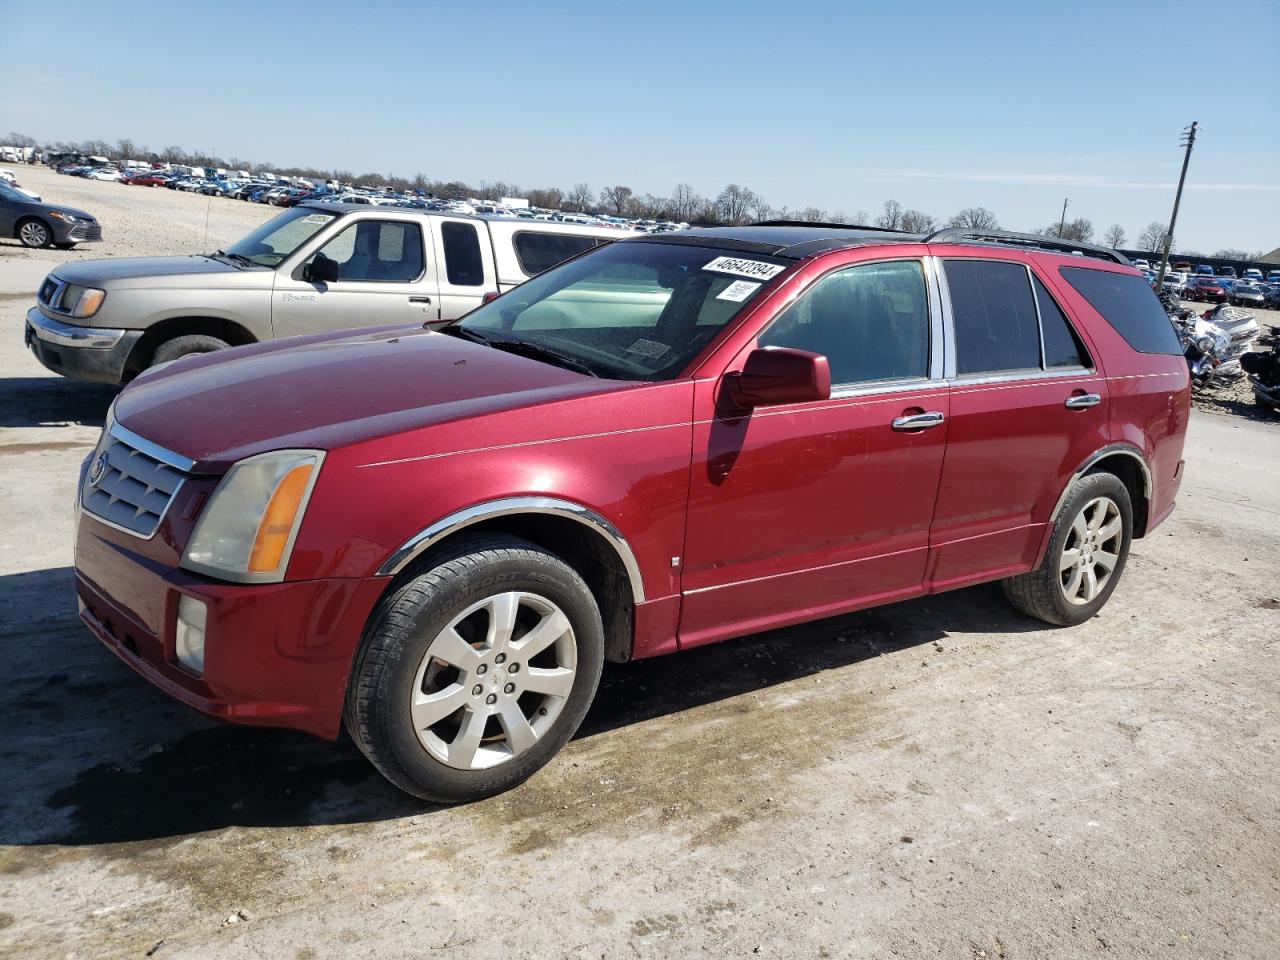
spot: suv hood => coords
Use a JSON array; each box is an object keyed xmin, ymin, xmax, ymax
[
  {"xmin": 52, "ymin": 255, "xmax": 240, "ymax": 287},
  {"xmin": 112, "ymin": 325, "xmax": 621, "ymax": 471}
]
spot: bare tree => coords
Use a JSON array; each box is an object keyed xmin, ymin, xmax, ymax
[
  {"xmin": 565, "ymin": 183, "xmax": 593, "ymax": 212},
  {"xmin": 1136, "ymin": 222, "xmax": 1168, "ymax": 253},
  {"xmin": 799, "ymin": 207, "xmax": 827, "ymax": 222},
  {"xmin": 900, "ymin": 209, "xmax": 937, "ymax": 234},
  {"xmin": 747, "ymin": 193, "xmax": 774, "ymax": 221},
  {"xmin": 526, "ymin": 187, "xmax": 563, "ymax": 209},
  {"xmin": 160, "ymin": 145, "xmax": 186, "ymax": 163},
  {"xmin": 599, "ymin": 185, "xmax": 633, "ymax": 216},
  {"xmin": 666, "ymin": 183, "xmax": 701, "ymax": 222},
  {"xmin": 1044, "ymin": 217, "xmax": 1094, "ymax": 242},
  {"xmin": 715, "ymin": 184, "xmax": 756, "ymax": 225},
  {"xmin": 5, "ymin": 131, "xmax": 37, "ymax": 147},
  {"xmin": 875, "ymin": 200, "xmax": 903, "ymax": 230},
  {"xmin": 1102, "ymin": 224, "xmax": 1126, "ymax": 249},
  {"xmin": 948, "ymin": 207, "xmax": 1000, "ymax": 230}
]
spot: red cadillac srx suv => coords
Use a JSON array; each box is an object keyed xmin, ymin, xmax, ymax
[{"xmin": 74, "ymin": 224, "xmax": 1190, "ymax": 801}]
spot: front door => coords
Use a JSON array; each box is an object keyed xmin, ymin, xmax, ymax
[
  {"xmin": 271, "ymin": 217, "xmax": 437, "ymax": 339},
  {"xmin": 926, "ymin": 256, "xmax": 1109, "ymax": 590},
  {"xmin": 680, "ymin": 258, "xmax": 949, "ymax": 648}
]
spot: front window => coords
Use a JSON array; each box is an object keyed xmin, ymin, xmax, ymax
[
  {"xmin": 223, "ymin": 206, "xmax": 343, "ymax": 267},
  {"xmin": 453, "ymin": 241, "xmax": 784, "ymax": 381}
]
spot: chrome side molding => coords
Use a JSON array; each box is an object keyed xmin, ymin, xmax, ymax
[{"xmin": 376, "ymin": 496, "xmax": 647, "ymax": 603}]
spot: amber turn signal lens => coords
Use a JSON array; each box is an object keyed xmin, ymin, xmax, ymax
[{"xmin": 247, "ymin": 464, "xmax": 314, "ymax": 573}]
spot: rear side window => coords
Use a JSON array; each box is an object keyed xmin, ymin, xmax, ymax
[
  {"xmin": 1033, "ymin": 275, "xmax": 1090, "ymax": 369},
  {"xmin": 1059, "ymin": 267, "xmax": 1182, "ymax": 355},
  {"xmin": 441, "ymin": 221, "xmax": 484, "ymax": 286},
  {"xmin": 945, "ymin": 260, "xmax": 1041, "ymax": 374},
  {"xmin": 513, "ymin": 232, "xmax": 603, "ymax": 275}
]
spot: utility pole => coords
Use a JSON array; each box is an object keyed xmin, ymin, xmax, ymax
[
  {"xmin": 1057, "ymin": 198, "xmax": 1069, "ymax": 238},
  {"xmin": 1155, "ymin": 122, "xmax": 1198, "ymax": 291}
]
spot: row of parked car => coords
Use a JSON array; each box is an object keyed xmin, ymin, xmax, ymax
[
  {"xmin": 54, "ymin": 162, "xmax": 689, "ymax": 233},
  {"xmin": 1143, "ymin": 268, "xmax": 1280, "ymax": 309}
]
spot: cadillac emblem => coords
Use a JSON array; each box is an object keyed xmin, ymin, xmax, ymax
[{"xmin": 88, "ymin": 450, "xmax": 109, "ymax": 488}]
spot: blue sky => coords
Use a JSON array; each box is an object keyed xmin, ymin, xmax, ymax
[{"xmin": 4, "ymin": 0, "xmax": 1278, "ymax": 253}]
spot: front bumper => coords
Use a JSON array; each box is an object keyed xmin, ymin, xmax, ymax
[
  {"xmin": 76, "ymin": 511, "xmax": 389, "ymax": 739},
  {"xmin": 25, "ymin": 306, "xmax": 140, "ymax": 384}
]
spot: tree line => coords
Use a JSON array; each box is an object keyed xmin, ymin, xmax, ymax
[{"xmin": 10, "ymin": 132, "xmax": 1262, "ymax": 258}]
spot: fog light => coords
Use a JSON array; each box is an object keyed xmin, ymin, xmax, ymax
[{"xmin": 175, "ymin": 595, "xmax": 207, "ymax": 675}]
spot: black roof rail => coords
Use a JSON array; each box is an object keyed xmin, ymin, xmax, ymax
[
  {"xmin": 752, "ymin": 219, "xmax": 913, "ymax": 234},
  {"xmin": 923, "ymin": 228, "xmax": 1130, "ymax": 265}
]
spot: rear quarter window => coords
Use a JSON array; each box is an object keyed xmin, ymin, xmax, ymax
[
  {"xmin": 513, "ymin": 232, "xmax": 604, "ymax": 275},
  {"xmin": 1058, "ymin": 267, "xmax": 1182, "ymax": 356}
]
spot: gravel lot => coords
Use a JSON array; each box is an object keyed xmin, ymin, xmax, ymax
[{"xmin": 1, "ymin": 170, "xmax": 1278, "ymax": 960}]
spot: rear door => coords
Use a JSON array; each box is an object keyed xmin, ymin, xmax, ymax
[
  {"xmin": 429, "ymin": 217, "xmax": 497, "ymax": 322},
  {"xmin": 271, "ymin": 216, "xmax": 437, "ymax": 338},
  {"xmin": 926, "ymin": 254, "xmax": 1108, "ymax": 591}
]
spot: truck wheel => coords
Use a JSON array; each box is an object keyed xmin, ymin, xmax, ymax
[
  {"xmin": 17, "ymin": 218, "xmax": 52, "ymax": 248},
  {"xmin": 1002, "ymin": 472, "xmax": 1133, "ymax": 627},
  {"xmin": 345, "ymin": 535, "xmax": 605, "ymax": 803},
  {"xmin": 152, "ymin": 334, "xmax": 230, "ymax": 366}
]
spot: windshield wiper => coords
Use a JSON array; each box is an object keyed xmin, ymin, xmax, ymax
[
  {"xmin": 440, "ymin": 326, "xmax": 598, "ymax": 377},
  {"xmin": 209, "ymin": 249, "xmax": 258, "ymax": 269},
  {"xmin": 488, "ymin": 339, "xmax": 599, "ymax": 377}
]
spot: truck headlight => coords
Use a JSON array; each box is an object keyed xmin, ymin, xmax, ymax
[
  {"xmin": 68, "ymin": 287, "xmax": 107, "ymax": 319},
  {"xmin": 181, "ymin": 450, "xmax": 325, "ymax": 584}
]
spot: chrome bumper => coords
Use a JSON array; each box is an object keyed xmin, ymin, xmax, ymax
[{"xmin": 25, "ymin": 306, "xmax": 141, "ymax": 384}]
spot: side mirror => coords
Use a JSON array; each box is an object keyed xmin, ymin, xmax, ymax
[
  {"xmin": 723, "ymin": 347, "xmax": 831, "ymax": 409},
  {"xmin": 303, "ymin": 252, "xmax": 339, "ymax": 284}
]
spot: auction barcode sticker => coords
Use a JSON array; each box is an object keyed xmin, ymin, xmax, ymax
[
  {"xmin": 716, "ymin": 280, "xmax": 761, "ymax": 302},
  {"xmin": 702, "ymin": 256, "xmax": 785, "ymax": 281}
]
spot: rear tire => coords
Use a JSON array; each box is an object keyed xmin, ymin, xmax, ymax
[
  {"xmin": 345, "ymin": 535, "xmax": 605, "ymax": 803},
  {"xmin": 151, "ymin": 334, "xmax": 230, "ymax": 366},
  {"xmin": 1002, "ymin": 472, "xmax": 1133, "ymax": 626}
]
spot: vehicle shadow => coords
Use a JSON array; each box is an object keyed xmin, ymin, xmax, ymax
[
  {"xmin": 0, "ymin": 376, "xmax": 116, "ymax": 429},
  {"xmin": 0, "ymin": 565, "xmax": 1041, "ymax": 847}
]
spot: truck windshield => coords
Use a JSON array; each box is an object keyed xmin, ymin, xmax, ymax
[
  {"xmin": 223, "ymin": 206, "xmax": 342, "ymax": 267},
  {"xmin": 452, "ymin": 241, "xmax": 786, "ymax": 381}
]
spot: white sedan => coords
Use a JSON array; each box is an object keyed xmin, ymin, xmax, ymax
[{"xmin": 86, "ymin": 168, "xmax": 122, "ymax": 182}]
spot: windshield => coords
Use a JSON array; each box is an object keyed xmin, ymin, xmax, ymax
[
  {"xmin": 454, "ymin": 241, "xmax": 786, "ymax": 381},
  {"xmin": 223, "ymin": 206, "xmax": 342, "ymax": 266}
]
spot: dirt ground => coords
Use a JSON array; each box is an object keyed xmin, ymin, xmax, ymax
[{"xmin": 1, "ymin": 170, "xmax": 1278, "ymax": 960}]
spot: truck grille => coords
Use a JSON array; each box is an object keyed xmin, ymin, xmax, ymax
[{"xmin": 82, "ymin": 429, "xmax": 189, "ymax": 538}]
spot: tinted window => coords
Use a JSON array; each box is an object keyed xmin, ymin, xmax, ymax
[
  {"xmin": 442, "ymin": 221, "xmax": 484, "ymax": 286},
  {"xmin": 945, "ymin": 260, "xmax": 1040, "ymax": 374},
  {"xmin": 1033, "ymin": 275, "xmax": 1089, "ymax": 368},
  {"xmin": 1059, "ymin": 267, "xmax": 1182, "ymax": 355},
  {"xmin": 513, "ymin": 232, "xmax": 603, "ymax": 275},
  {"xmin": 313, "ymin": 219, "xmax": 424, "ymax": 282},
  {"xmin": 759, "ymin": 260, "xmax": 929, "ymax": 385}
]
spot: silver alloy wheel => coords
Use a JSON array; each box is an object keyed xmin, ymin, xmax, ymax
[
  {"xmin": 1059, "ymin": 496, "xmax": 1123, "ymax": 605},
  {"xmin": 410, "ymin": 591, "xmax": 577, "ymax": 771},
  {"xmin": 19, "ymin": 221, "xmax": 49, "ymax": 247}
]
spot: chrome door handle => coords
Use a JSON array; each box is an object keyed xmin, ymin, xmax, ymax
[
  {"xmin": 892, "ymin": 411, "xmax": 945, "ymax": 431},
  {"xmin": 408, "ymin": 296, "xmax": 432, "ymax": 304},
  {"xmin": 1064, "ymin": 393, "xmax": 1101, "ymax": 409}
]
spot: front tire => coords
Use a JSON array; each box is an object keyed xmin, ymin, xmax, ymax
[
  {"xmin": 1003, "ymin": 472, "xmax": 1133, "ymax": 626},
  {"xmin": 345, "ymin": 535, "xmax": 605, "ymax": 802},
  {"xmin": 151, "ymin": 333, "xmax": 230, "ymax": 366},
  {"xmin": 17, "ymin": 218, "xmax": 52, "ymax": 248}
]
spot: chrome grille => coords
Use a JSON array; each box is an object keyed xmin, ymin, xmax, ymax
[
  {"xmin": 82, "ymin": 430, "xmax": 189, "ymax": 538},
  {"xmin": 70, "ymin": 223, "xmax": 103, "ymax": 241}
]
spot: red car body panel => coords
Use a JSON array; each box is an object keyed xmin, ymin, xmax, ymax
[{"xmin": 76, "ymin": 236, "xmax": 1191, "ymax": 741}]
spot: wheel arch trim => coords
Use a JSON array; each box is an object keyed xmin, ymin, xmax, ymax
[
  {"xmin": 1048, "ymin": 443, "xmax": 1152, "ymax": 525},
  {"xmin": 375, "ymin": 496, "xmax": 646, "ymax": 603}
]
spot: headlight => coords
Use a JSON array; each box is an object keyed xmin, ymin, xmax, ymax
[
  {"xmin": 68, "ymin": 286, "xmax": 107, "ymax": 319},
  {"xmin": 48, "ymin": 210, "xmax": 79, "ymax": 223},
  {"xmin": 181, "ymin": 450, "xmax": 325, "ymax": 584}
]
